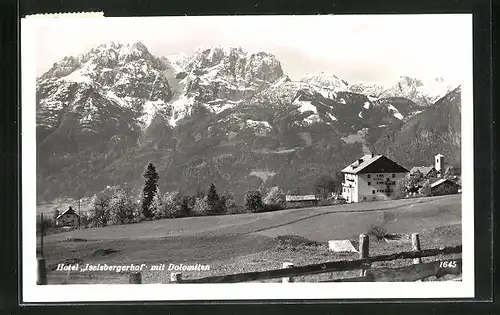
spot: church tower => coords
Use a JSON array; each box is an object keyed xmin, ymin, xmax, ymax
[{"xmin": 435, "ymin": 154, "xmax": 445, "ymax": 172}]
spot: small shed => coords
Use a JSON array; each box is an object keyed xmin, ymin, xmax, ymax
[
  {"xmin": 56, "ymin": 206, "xmax": 80, "ymax": 227},
  {"xmin": 430, "ymin": 178, "xmax": 461, "ymax": 196},
  {"xmin": 285, "ymin": 195, "xmax": 319, "ymax": 208}
]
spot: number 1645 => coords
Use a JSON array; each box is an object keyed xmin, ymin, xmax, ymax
[{"xmin": 439, "ymin": 261, "xmax": 457, "ymax": 268}]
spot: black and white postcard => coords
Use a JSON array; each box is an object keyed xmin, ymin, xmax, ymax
[{"xmin": 21, "ymin": 14, "xmax": 474, "ymax": 302}]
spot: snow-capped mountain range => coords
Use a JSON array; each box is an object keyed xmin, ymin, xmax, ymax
[
  {"xmin": 350, "ymin": 76, "xmax": 457, "ymax": 107},
  {"xmin": 37, "ymin": 41, "xmax": 457, "ymax": 134},
  {"xmin": 35, "ymin": 41, "xmax": 461, "ymax": 202}
]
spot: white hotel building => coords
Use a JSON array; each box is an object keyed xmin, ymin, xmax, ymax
[{"xmin": 341, "ymin": 154, "xmax": 409, "ymax": 203}]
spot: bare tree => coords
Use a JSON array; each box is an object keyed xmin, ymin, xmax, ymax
[
  {"xmin": 314, "ymin": 175, "xmax": 337, "ymax": 199},
  {"xmin": 90, "ymin": 194, "xmax": 112, "ymax": 227}
]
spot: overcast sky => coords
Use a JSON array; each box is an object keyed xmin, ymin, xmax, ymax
[{"xmin": 33, "ymin": 14, "xmax": 472, "ymax": 86}]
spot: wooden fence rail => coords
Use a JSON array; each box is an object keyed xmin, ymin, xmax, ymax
[
  {"xmin": 175, "ymin": 244, "xmax": 462, "ymax": 284},
  {"xmin": 38, "ymin": 233, "xmax": 462, "ymax": 285},
  {"xmin": 320, "ymin": 259, "xmax": 462, "ymax": 282}
]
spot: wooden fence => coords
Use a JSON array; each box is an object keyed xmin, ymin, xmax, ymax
[
  {"xmin": 130, "ymin": 233, "xmax": 462, "ymax": 284},
  {"xmin": 37, "ymin": 233, "xmax": 462, "ymax": 285}
]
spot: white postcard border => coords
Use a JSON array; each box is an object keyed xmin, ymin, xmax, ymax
[{"xmin": 21, "ymin": 14, "xmax": 475, "ymax": 302}]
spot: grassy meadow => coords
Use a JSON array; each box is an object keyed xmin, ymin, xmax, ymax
[{"xmin": 39, "ymin": 195, "xmax": 462, "ymax": 284}]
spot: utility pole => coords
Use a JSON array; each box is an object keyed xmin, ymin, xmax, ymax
[
  {"xmin": 37, "ymin": 213, "xmax": 47, "ymax": 285},
  {"xmin": 78, "ymin": 198, "xmax": 81, "ymax": 229}
]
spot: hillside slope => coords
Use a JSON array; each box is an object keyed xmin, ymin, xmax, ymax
[{"xmin": 370, "ymin": 86, "xmax": 461, "ymax": 167}]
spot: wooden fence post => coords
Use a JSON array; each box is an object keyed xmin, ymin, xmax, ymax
[
  {"xmin": 40, "ymin": 213, "xmax": 44, "ymax": 257},
  {"xmin": 171, "ymin": 272, "xmax": 182, "ymax": 283},
  {"xmin": 129, "ymin": 272, "xmax": 142, "ymax": 284},
  {"xmin": 411, "ymin": 233, "xmax": 422, "ymax": 264},
  {"xmin": 37, "ymin": 257, "xmax": 47, "ymax": 285},
  {"xmin": 359, "ymin": 234, "xmax": 370, "ymax": 277},
  {"xmin": 282, "ymin": 262, "xmax": 294, "ymax": 283}
]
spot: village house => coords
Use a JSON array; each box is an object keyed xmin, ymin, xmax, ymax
[
  {"xmin": 341, "ymin": 154, "xmax": 409, "ymax": 203},
  {"xmin": 409, "ymin": 166, "xmax": 438, "ymax": 178},
  {"xmin": 410, "ymin": 154, "xmax": 445, "ymax": 178},
  {"xmin": 285, "ymin": 195, "xmax": 319, "ymax": 208},
  {"xmin": 55, "ymin": 206, "xmax": 80, "ymax": 227},
  {"xmin": 407, "ymin": 153, "xmax": 463, "ymax": 197},
  {"xmin": 430, "ymin": 178, "xmax": 462, "ymax": 196}
]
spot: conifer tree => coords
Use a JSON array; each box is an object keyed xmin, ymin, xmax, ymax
[
  {"xmin": 142, "ymin": 163, "xmax": 159, "ymax": 218},
  {"xmin": 206, "ymin": 183, "xmax": 220, "ymax": 214},
  {"xmin": 179, "ymin": 196, "xmax": 191, "ymax": 217}
]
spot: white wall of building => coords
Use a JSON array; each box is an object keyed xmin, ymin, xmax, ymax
[
  {"xmin": 357, "ymin": 172, "xmax": 407, "ymax": 202},
  {"xmin": 342, "ymin": 172, "xmax": 407, "ymax": 203},
  {"xmin": 342, "ymin": 173, "xmax": 356, "ymax": 203}
]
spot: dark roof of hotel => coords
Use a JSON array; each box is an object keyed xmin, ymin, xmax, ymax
[{"xmin": 341, "ymin": 154, "xmax": 409, "ymax": 174}]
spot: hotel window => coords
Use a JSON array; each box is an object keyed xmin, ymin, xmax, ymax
[
  {"xmin": 372, "ymin": 190, "xmax": 375, "ymax": 194},
  {"xmin": 392, "ymin": 174, "xmax": 395, "ymax": 178},
  {"xmin": 367, "ymin": 174, "xmax": 371, "ymax": 178},
  {"xmin": 368, "ymin": 182, "xmax": 371, "ymax": 185}
]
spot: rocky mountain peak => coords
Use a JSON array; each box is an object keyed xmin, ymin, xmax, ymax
[
  {"xmin": 164, "ymin": 53, "xmax": 191, "ymax": 73},
  {"xmin": 397, "ymin": 76, "xmax": 424, "ymax": 88},
  {"xmin": 271, "ymin": 75, "xmax": 292, "ymax": 87},
  {"xmin": 36, "ymin": 41, "xmax": 174, "ymax": 137},
  {"xmin": 349, "ymin": 76, "xmax": 458, "ymax": 107},
  {"xmin": 348, "ymin": 82, "xmax": 386, "ymax": 98},
  {"xmin": 40, "ymin": 56, "xmax": 82, "ymax": 81},
  {"xmin": 163, "ymin": 46, "xmax": 285, "ymax": 126},
  {"xmin": 77, "ymin": 41, "xmax": 161, "ymax": 70},
  {"xmin": 300, "ymin": 71, "xmax": 349, "ymax": 92},
  {"xmin": 183, "ymin": 46, "xmax": 284, "ymax": 82},
  {"xmin": 389, "ymin": 76, "xmax": 457, "ymax": 106}
]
